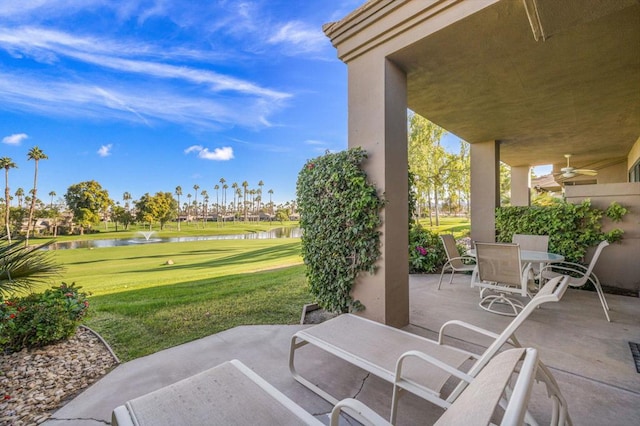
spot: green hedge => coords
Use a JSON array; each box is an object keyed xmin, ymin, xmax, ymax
[{"xmin": 496, "ymin": 200, "xmax": 625, "ymax": 263}]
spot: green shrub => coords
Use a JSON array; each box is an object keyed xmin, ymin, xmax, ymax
[
  {"xmin": 296, "ymin": 148, "xmax": 385, "ymax": 313},
  {"xmin": 409, "ymin": 225, "xmax": 448, "ymax": 273},
  {"xmin": 496, "ymin": 200, "xmax": 626, "ymax": 263},
  {"xmin": 1, "ymin": 282, "xmax": 89, "ymax": 353}
]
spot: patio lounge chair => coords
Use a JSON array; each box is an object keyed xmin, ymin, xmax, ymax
[
  {"xmin": 540, "ymin": 240, "xmax": 611, "ymax": 322},
  {"xmin": 438, "ymin": 234, "xmax": 476, "ymax": 289},
  {"xmin": 111, "ymin": 347, "xmax": 543, "ymax": 426},
  {"xmin": 290, "ymin": 276, "xmax": 571, "ymax": 424},
  {"xmin": 471, "ymin": 242, "xmax": 534, "ymax": 316}
]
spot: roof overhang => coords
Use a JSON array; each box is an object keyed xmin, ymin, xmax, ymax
[{"xmin": 325, "ymin": 0, "xmax": 640, "ymax": 170}]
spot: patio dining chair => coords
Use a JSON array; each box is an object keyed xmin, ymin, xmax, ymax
[
  {"xmin": 512, "ymin": 234, "xmax": 550, "ymax": 280},
  {"xmin": 438, "ymin": 234, "xmax": 476, "ymax": 289},
  {"xmin": 471, "ymin": 242, "xmax": 534, "ymax": 316},
  {"xmin": 112, "ymin": 347, "xmax": 545, "ymax": 426},
  {"xmin": 512, "ymin": 234, "xmax": 550, "ymax": 252},
  {"xmin": 540, "ymin": 240, "xmax": 611, "ymax": 322}
]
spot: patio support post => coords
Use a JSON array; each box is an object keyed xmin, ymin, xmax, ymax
[
  {"xmin": 511, "ymin": 166, "xmax": 531, "ymax": 206},
  {"xmin": 347, "ymin": 57, "xmax": 409, "ymax": 327},
  {"xmin": 470, "ymin": 140, "xmax": 499, "ymax": 244}
]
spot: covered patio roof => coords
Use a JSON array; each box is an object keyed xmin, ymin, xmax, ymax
[
  {"xmin": 325, "ymin": 0, "xmax": 640, "ymax": 169},
  {"xmin": 322, "ymin": 0, "xmax": 640, "ymax": 324}
]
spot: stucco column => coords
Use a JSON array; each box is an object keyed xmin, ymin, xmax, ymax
[
  {"xmin": 347, "ymin": 57, "xmax": 409, "ymax": 327},
  {"xmin": 510, "ymin": 166, "xmax": 531, "ymax": 206},
  {"xmin": 470, "ymin": 141, "xmax": 499, "ymax": 244}
]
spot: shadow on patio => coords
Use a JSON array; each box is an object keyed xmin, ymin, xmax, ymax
[{"xmin": 46, "ymin": 274, "xmax": 639, "ymax": 425}]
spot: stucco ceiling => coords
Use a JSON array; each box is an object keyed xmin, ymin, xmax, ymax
[{"xmin": 388, "ymin": 0, "xmax": 640, "ymax": 170}]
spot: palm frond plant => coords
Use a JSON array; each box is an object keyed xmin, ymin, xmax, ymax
[{"xmin": 0, "ymin": 240, "xmax": 63, "ymax": 297}]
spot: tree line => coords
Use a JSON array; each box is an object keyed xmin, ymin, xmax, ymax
[{"xmin": 1, "ymin": 149, "xmax": 295, "ymax": 238}]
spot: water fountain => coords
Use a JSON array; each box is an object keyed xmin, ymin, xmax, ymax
[{"xmin": 131, "ymin": 231, "xmax": 161, "ymax": 243}]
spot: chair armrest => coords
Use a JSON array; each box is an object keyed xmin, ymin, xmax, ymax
[
  {"xmin": 395, "ymin": 350, "xmax": 475, "ymax": 383},
  {"xmin": 450, "ymin": 255, "xmax": 476, "ymax": 264},
  {"xmin": 438, "ymin": 319, "xmax": 500, "ymax": 343},
  {"xmin": 540, "ymin": 262, "xmax": 587, "ymax": 275},
  {"xmin": 438, "ymin": 320, "xmax": 519, "ymax": 353},
  {"xmin": 330, "ymin": 398, "xmax": 391, "ymax": 426}
]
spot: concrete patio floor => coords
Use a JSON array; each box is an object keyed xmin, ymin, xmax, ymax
[{"xmin": 45, "ymin": 274, "xmax": 640, "ymax": 425}]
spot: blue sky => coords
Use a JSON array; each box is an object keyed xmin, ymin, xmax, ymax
[
  {"xmin": 1, "ymin": 1, "xmax": 543, "ymax": 207},
  {"xmin": 0, "ymin": 0, "xmax": 367, "ymax": 205}
]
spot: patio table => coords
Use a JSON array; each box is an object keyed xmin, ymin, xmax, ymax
[
  {"xmin": 467, "ymin": 249, "xmax": 564, "ymax": 265},
  {"xmin": 467, "ymin": 248, "xmax": 564, "ymax": 293}
]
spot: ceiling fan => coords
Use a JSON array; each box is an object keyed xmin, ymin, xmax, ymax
[{"xmin": 557, "ymin": 154, "xmax": 598, "ymax": 179}]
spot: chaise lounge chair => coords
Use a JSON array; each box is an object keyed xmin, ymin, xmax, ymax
[
  {"xmin": 290, "ymin": 275, "xmax": 571, "ymax": 424},
  {"xmin": 112, "ymin": 347, "xmax": 542, "ymax": 426}
]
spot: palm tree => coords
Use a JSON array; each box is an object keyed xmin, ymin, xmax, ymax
[
  {"xmin": 186, "ymin": 193, "xmax": 192, "ymax": 223},
  {"xmin": 222, "ymin": 183, "xmax": 229, "ymax": 219},
  {"xmin": 1, "ymin": 157, "xmax": 17, "ymax": 242},
  {"xmin": 48, "ymin": 191, "xmax": 56, "ymax": 208},
  {"xmin": 175, "ymin": 186, "xmax": 182, "ymax": 231},
  {"xmin": 193, "ymin": 185, "xmax": 200, "ymax": 226},
  {"xmin": 235, "ymin": 187, "xmax": 242, "ymax": 221},
  {"xmin": 257, "ymin": 180, "xmax": 264, "ymax": 214},
  {"xmin": 201, "ymin": 190, "xmax": 209, "ymax": 224},
  {"xmin": 49, "ymin": 191, "xmax": 60, "ymax": 237},
  {"xmin": 241, "ymin": 181, "xmax": 249, "ymax": 222},
  {"xmin": 25, "ymin": 146, "xmax": 49, "ymax": 244},
  {"xmin": 0, "ymin": 240, "xmax": 63, "ymax": 296},
  {"xmin": 219, "ymin": 177, "xmax": 226, "ymax": 213},
  {"xmin": 249, "ymin": 189, "xmax": 256, "ymax": 218},
  {"xmin": 15, "ymin": 187, "xmax": 24, "ymax": 208},
  {"xmin": 231, "ymin": 182, "xmax": 238, "ymax": 220},
  {"xmin": 268, "ymin": 189, "xmax": 274, "ymax": 218},
  {"xmin": 123, "ymin": 192, "xmax": 132, "ymax": 211},
  {"xmin": 214, "ymin": 184, "xmax": 220, "ymax": 221}
]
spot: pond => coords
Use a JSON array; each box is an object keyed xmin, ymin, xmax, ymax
[{"xmin": 43, "ymin": 227, "xmax": 302, "ymax": 250}]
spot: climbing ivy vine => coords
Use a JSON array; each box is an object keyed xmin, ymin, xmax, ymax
[
  {"xmin": 296, "ymin": 148, "xmax": 385, "ymax": 313},
  {"xmin": 496, "ymin": 199, "xmax": 626, "ymax": 263}
]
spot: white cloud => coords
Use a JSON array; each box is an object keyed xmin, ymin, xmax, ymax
[
  {"xmin": 304, "ymin": 139, "xmax": 326, "ymax": 146},
  {"xmin": 0, "ymin": 71, "xmax": 284, "ymax": 129},
  {"xmin": 184, "ymin": 145, "xmax": 203, "ymax": 154},
  {"xmin": 2, "ymin": 132, "xmax": 28, "ymax": 145},
  {"xmin": 0, "ymin": 27, "xmax": 290, "ymax": 100},
  {"xmin": 97, "ymin": 144, "xmax": 112, "ymax": 157},
  {"xmin": 185, "ymin": 145, "xmax": 234, "ymax": 161},
  {"xmin": 267, "ymin": 21, "xmax": 328, "ymax": 54}
]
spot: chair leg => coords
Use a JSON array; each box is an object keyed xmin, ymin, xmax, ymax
[
  {"xmin": 448, "ymin": 270, "xmax": 455, "ymax": 285},
  {"xmin": 437, "ymin": 269, "xmax": 446, "ymax": 290},
  {"xmin": 592, "ymin": 279, "xmax": 611, "ymax": 322},
  {"xmin": 437, "ymin": 264, "xmax": 451, "ymax": 290}
]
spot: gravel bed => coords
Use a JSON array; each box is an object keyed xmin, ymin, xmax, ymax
[{"xmin": 0, "ymin": 327, "xmax": 118, "ymax": 425}]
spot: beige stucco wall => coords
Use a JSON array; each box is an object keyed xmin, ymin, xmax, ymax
[
  {"xmin": 470, "ymin": 141, "xmax": 499, "ymax": 243},
  {"xmin": 346, "ymin": 56, "xmax": 410, "ymax": 327},
  {"xmin": 597, "ymin": 161, "xmax": 628, "ymax": 184},
  {"xmin": 629, "ymin": 136, "xmax": 640, "ymax": 172},
  {"xmin": 565, "ymin": 182, "xmax": 640, "ymax": 292},
  {"xmin": 511, "ymin": 166, "xmax": 531, "ymax": 206}
]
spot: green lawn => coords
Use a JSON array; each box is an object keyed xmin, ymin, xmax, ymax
[
  {"xmin": 418, "ymin": 216, "xmax": 470, "ymax": 238},
  {"xmin": 27, "ymin": 217, "xmax": 467, "ymax": 361},
  {"xmin": 45, "ymin": 238, "xmax": 308, "ymax": 361}
]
